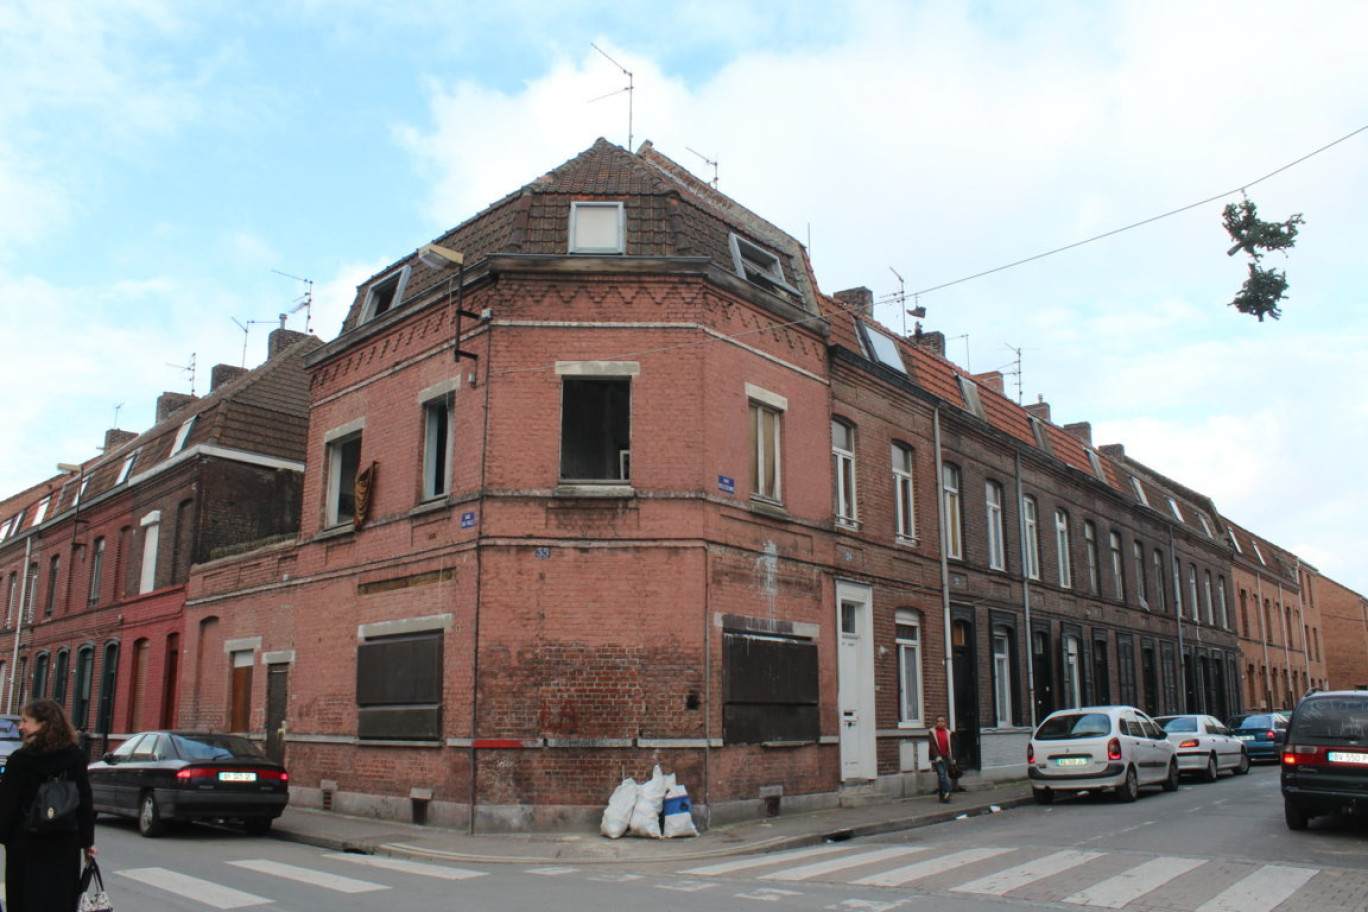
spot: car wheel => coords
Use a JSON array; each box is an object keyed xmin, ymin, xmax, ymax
[
  {"xmin": 1235, "ymin": 750, "xmax": 1250, "ymax": 775},
  {"xmin": 1284, "ymin": 797, "xmax": 1309, "ymax": 831},
  {"xmin": 243, "ymin": 817, "xmax": 273, "ymax": 837},
  {"xmin": 1033, "ymin": 788, "xmax": 1055, "ymax": 805},
  {"xmin": 1162, "ymin": 760, "xmax": 1180, "ymax": 792},
  {"xmin": 1115, "ymin": 766, "xmax": 1140, "ymax": 803},
  {"xmin": 138, "ymin": 792, "xmax": 165, "ymax": 838},
  {"xmin": 1202, "ymin": 753, "xmax": 1219, "ymax": 782}
]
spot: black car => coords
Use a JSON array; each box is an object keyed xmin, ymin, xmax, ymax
[
  {"xmin": 1226, "ymin": 711, "xmax": 1289, "ymax": 762},
  {"xmin": 0, "ymin": 715, "xmax": 22, "ymax": 777},
  {"xmin": 1281, "ymin": 691, "xmax": 1368, "ymax": 830},
  {"xmin": 88, "ymin": 731, "xmax": 289, "ymax": 837}
]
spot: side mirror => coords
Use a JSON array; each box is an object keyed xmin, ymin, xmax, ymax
[{"xmin": 101, "ymin": 752, "xmax": 118, "ymax": 764}]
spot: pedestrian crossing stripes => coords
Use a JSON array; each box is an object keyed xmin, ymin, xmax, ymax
[
  {"xmin": 228, "ymin": 858, "xmax": 389, "ymax": 892},
  {"xmin": 678, "ymin": 843, "xmax": 1331, "ymax": 912},
  {"xmin": 117, "ymin": 867, "xmax": 271, "ymax": 909},
  {"xmin": 325, "ymin": 852, "xmax": 489, "ymax": 880}
]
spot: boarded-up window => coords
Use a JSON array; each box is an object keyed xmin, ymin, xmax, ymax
[
  {"xmin": 722, "ymin": 632, "xmax": 818, "ymax": 744},
  {"xmin": 356, "ymin": 632, "xmax": 442, "ymax": 740}
]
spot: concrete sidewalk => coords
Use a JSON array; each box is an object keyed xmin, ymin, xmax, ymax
[{"xmin": 268, "ymin": 781, "xmax": 1037, "ymax": 865}]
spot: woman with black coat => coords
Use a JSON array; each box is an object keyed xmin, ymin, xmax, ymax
[{"xmin": 0, "ymin": 699, "xmax": 98, "ymax": 912}]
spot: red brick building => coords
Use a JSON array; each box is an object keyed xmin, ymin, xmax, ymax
[
  {"xmin": 1308, "ymin": 567, "xmax": 1368, "ymax": 691},
  {"xmin": 0, "ymin": 329, "xmax": 318, "ymax": 752}
]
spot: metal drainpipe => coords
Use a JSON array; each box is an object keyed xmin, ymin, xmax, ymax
[
  {"xmin": 1167, "ymin": 527, "xmax": 1188, "ymax": 712},
  {"xmin": 702, "ymin": 546, "xmax": 712, "ymax": 830},
  {"xmin": 933, "ymin": 406, "xmax": 956, "ymax": 730},
  {"xmin": 1255, "ymin": 575, "xmax": 1271, "ymax": 709},
  {"xmin": 467, "ymin": 303, "xmax": 491, "ymax": 835},
  {"xmin": 1295, "ymin": 560, "xmax": 1313, "ymax": 687},
  {"xmin": 7, "ymin": 537, "xmax": 33, "ymax": 713},
  {"xmin": 1014, "ymin": 453, "xmax": 1036, "ymax": 729}
]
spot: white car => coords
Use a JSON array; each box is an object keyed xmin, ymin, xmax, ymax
[
  {"xmin": 1028, "ymin": 705, "xmax": 1179, "ymax": 804},
  {"xmin": 1154, "ymin": 714, "xmax": 1250, "ymax": 781}
]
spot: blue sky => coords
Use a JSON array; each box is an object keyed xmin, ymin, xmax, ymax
[{"xmin": 2, "ymin": 0, "xmax": 1366, "ymax": 594}]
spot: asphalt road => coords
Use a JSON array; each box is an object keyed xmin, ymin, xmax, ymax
[{"xmin": 26, "ymin": 764, "xmax": 1368, "ymax": 912}]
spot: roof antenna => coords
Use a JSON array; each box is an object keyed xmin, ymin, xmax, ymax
[
  {"xmin": 686, "ymin": 146, "xmax": 719, "ymax": 189},
  {"xmin": 1002, "ymin": 344, "xmax": 1024, "ymax": 404},
  {"xmin": 165, "ymin": 353, "xmax": 197, "ymax": 396},
  {"xmin": 590, "ymin": 43, "xmax": 633, "ymax": 151},
  {"xmin": 112, "ymin": 402, "xmax": 125, "ymax": 431},
  {"xmin": 272, "ymin": 269, "xmax": 314, "ymax": 333},
  {"xmin": 232, "ymin": 317, "xmax": 276, "ymax": 367}
]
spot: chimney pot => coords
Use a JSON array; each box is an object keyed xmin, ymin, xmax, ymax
[
  {"xmin": 1024, "ymin": 400, "xmax": 1051, "ymax": 422},
  {"xmin": 210, "ymin": 364, "xmax": 251, "ymax": 392},
  {"xmin": 973, "ymin": 371, "xmax": 1005, "ymax": 393},
  {"xmin": 103, "ymin": 429, "xmax": 138, "ymax": 453},
  {"xmin": 834, "ymin": 287, "xmax": 874, "ymax": 311},
  {"xmin": 156, "ymin": 392, "xmax": 198, "ymax": 424},
  {"xmin": 1063, "ymin": 422, "xmax": 1093, "ymax": 446}
]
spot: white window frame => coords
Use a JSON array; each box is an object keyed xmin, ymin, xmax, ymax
[
  {"xmin": 859, "ymin": 323, "xmax": 907, "ymax": 374},
  {"xmin": 892, "ymin": 443, "xmax": 916, "ymax": 543},
  {"xmin": 324, "ymin": 420, "xmax": 366, "ymax": 528},
  {"xmin": 117, "ymin": 451, "xmax": 139, "ymax": 484},
  {"xmin": 32, "ymin": 496, "xmax": 51, "ymax": 526},
  {"xmin": 362, "ymin": 265, "xmax": 412, "ymax": 322},
  {"xmin": 985, "ymin": 480, "xmax": 1006, "ymax": 570},
  {"xmin": 88, "ymin": 537, "xmax": 105, "ymax": 606},
  {"xmin": 1132, "ymin": 540, "xmax": 1147, "ymax": 606},
  {"xmin": 993, "ymin": 629, "xmax": 1013, "ymax": 726},
  {"xmin": 1109, "ymin": 530, "xmax": 1125, "ymax": 600},
  {"xmin": 895, "ymin": 610, "xmax": 923, "ymax": 726},
  {"xmin": 569, "ymin": 201, "xmax": 625, "ymax": 254},
  {"xmin": 1055, "ymin": 509, "xmax": 1073, "ymax": 588},
  {"xmin": 1203, "ymin": 570, "xmax": 1214, "ymax": 624},
  {"xmin": 832, "ymin": 419, "xmax": 857, "ymax": 526},
  {"xmin": 1217, "ymin": 576, "xmax": 1229, "ymax": 628},
  {"xmin": 1084, "ymin": 521, "xmax": 1100, "ymax": 593},
  {"xmin": 1188, "ymin": 564, "xmax": 1200, "ymax": 621},
  {"xmin": 421, "ymin": 394, "xmax": 453, "ymax": 501},
  {"xmin": 746, "ymin": 385, "xmax": 786, "ymax": 504},
  {"xmin": 729, "ymin": 234, "xmax": 797, "ymax": 296},
  {"xmin": 1064, "ymin": 635, "xmax": 1083, "ymax": 708},
  {"xmin": 1022, "ymin": 495, "xmax": 1040, "ymax": 580},
  {"xmin": 138, "ymin": 510, "xmax": 161, "ymax": 595},
  {"xmin": 941, "ymin": 463, "xmax": 963, "ymax": 560}
]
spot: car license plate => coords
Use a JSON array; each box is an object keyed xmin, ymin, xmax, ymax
[
  {"xmin": 1054, "ymin": 757, "xmax": 1088, "ymax": 767},
  {"xmin": 219, "ymin": 771, "xmax": 258, "ymax": 782},
  {"xmin": 1328, "ymin": 751, "xmax": 1368, "ymax": 764},
  {"xmin": 1235, "ymin": 734, "xmax": 1253, "ymax": 740}
]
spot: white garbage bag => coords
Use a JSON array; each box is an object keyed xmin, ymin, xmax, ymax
[
  {"xmin": 628, "ymin": 765, "xmax": 667, "ymax": 838},
  {"xmin": 600, "ymin": 777, "xmax": 638, "ymax": 839}
]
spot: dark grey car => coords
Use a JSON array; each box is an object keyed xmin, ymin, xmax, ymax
[{"xmin": 1282, "ymin": 691, "xmax": 1368, "ymax": 830}]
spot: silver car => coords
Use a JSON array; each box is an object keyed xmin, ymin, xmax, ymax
[
  {"xmin": 1028, "ymin": 705, "xmax": 1179, "ymax": 804},
  {"xmin": 1155, "ymin": 714, "xmax": 1250, "ymax": 781}
]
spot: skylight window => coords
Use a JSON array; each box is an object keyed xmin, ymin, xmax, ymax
[
  {"xmin": 171, "ymin": 415, "xmax": 199, "ymax": 454},
  {"xmin": 1166, "ymin": 496, "xmax": 1184, "ymax": 521},
  {"xmin": 117, "ymin": 452, "xmax": 139, "ymax": 484},
  {"xmin": 569, "ymin": 201, "xmax": 624, "ymax": 254},
  {"xmin": 859, "ymin": 323, "xmax": 907, "ymax": 374},
  {"xmin": 1028, "ymin": 416, "xmax": 1052, "ymax": 453},
  {"xmin": 1227, "ymin": 527, "xmax": 1243, "ymax": 554},
  {"xmin": 729, "ymin": 234, "xmax": 798, "ymax": 298},
  {"xmin": 1129, "ymin": 476, "xmax": 1149, "ymax": 506},
  {"xmin": 362, "ymin": 265, "xmax": 412, "ymax": 322},
  {"xmin": 32, "ymin": 496, "xmax": 51, "ymax": 525},
  {"xmin": 1251, "ymin": 540, "xmax": 1266, "ymax": 565},
  {"xmin": 957, "ymin": 376, "xmax": 984, "ymax": 419},
  {"xmin": 1196, "ymin": 511, "xmax": 1215, "ymax": 537},
  {"xmin": 1086, "ymin": 450, "xmax": 1106, "ymax": 481}
]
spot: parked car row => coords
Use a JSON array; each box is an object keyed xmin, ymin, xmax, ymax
[{"xmin": 1027, "ymin": 705, "xmax": 1260, "ymax": 806}]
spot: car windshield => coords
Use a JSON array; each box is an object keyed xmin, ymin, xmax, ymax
[
  {"xmin": 0, "ymin": 718, "xmax": 20, "ymax": 740},
  {"xmin": 170, "ymin": 733, "xmax": 266, "ymax": 762},
  {"xmin": 1292, "ymin": 698, "xmax": 1368, "ymax": 742},
  {"xmin": 1036, "ymin": 713, "xmax": 1112, "ymax": 740},
  {"xmin": 1160, "ymin": 717, "xmax": 1197, "ymax": 733}
]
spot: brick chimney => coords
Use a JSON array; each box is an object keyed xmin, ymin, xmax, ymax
[
  {"xmin": 973, "ymin": 371, "xmax": 1004, "ymax": 394},
  {"xmin": 268, "ymin": 328, "xmax": 311, "ymax": 358},
  {"xmin": 1099, "ymin": 443, "xmax": 1125, "ymax": 459},
  {"xmin": 210, "ymin": 364, "xmax": 250, "ymax": 392},
  {"xmin": 834, "ymin": 287, "xmax": 874, "ymax": 311},
  {"xmin": 1063, "ymin": 422, "xmax": 1092, "ymax": 446},
  {"xmin": 156, "ymin": 392, "xmax": 198, "ymax": 423},
  {"xmin": 911, "ymin": 328, "xmax": 945, "ymax": 357},
  {"xmin": 1024, "ymin": 398, "xmax": 1051, "ymax": 423},
  {"xmin": 103, "ymin": 429, "xmax": 137, "ymax": 453}
]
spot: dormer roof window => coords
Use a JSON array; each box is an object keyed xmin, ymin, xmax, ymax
[
  {"xmin": 729, "ymin": 234, "xmax": 798, "ymax": 298},
  {"xmin": 1129, "ymin": 476, "xmax": 1149, "ymax": 506},
  {"xmin": 1029, "ymin": 416, "xmax": 1052, "ymax": 453},
  {"xmin": 569, "ymin": 201, "xmax": 625, "ymax": 254},
  {"xmin": 32, "ymin": 496, "xmax": 51, "ymax": 525},
  {"xmin": 171, "ymin": 415, "xmax": 199, "ymax": 454},
  {"xmin": 957, "ymin": 376, "xmax": 985, "ymax": 419},
  {"xmin": 117, "ymin": 451, "xmax": 139, "ymax": 484},
  {"xmin": 1086, "ymin": 449, "xmax": 1106, "ymax": 481},
  {"xmin": 1166, "ymin": 496, "xmax": 1183, "ymax": 522},
  {"xmin": 362, "ymin": 266, "xmax": 412, "ymax": 323}
]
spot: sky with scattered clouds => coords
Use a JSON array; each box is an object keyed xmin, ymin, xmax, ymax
[{"xmin": 2, "ymin": 0, "xmax": 1365, "ymax": 593}]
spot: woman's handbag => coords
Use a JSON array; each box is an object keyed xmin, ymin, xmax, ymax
[
  {"xmin": 948, "ymin": 761, "xmax": 963, "ymax": 779},
  {"xmin": 78, "ymin": 858, "xmax": 114, "ymax": 912}
]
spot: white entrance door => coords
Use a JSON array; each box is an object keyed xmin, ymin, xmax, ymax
[{"xmin": 837, "ymin": 581, "xmax": 877, "ymax": 780}]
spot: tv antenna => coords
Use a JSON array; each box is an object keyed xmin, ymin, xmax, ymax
[
  {"xmin": 112, "ymin": 402, "xmax": 125, "ymax": 431},
  {"xmin": 166, "ymin": 352, "xmax": 197, "ymax": 395},
  {"xmin": 589, "ymin": 43, "xmax": 633, "ymax": 150},
  {"xmin": 1001, "ymin": 344, "xmax": 1024, "ymax": 404},
  {"xmin": 232, "ymin": 317, "xmax": 277, "ymax": 367},
  {"xmin": 272, "ymin": 269, "xmax": 314, "ymax": 333},
  {"xmin": 686, "ymin": 146, "xmax": 718, "ymax": 188}
]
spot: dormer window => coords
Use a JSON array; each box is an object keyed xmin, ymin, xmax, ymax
[
  {"xmin": 1129, "ymin": 476, "xmax": 1149, "ymax": 506},
  {"xmin": 1029, "ymin": 416, "xmax": 1052, "ymax": 453},
  {"xmin": 32, "ymin": 496, "xmax": 51, "ymax": 525},
  {"xmin": 569, "ymin": 202, "xmax": 624, "ymax": 254},
  {"xmin": 1227, "ymin": 527, "xmax": 1243, "ymax": 554},
  {"xmin": 362, "ymin": 266, "xmax": 411, "ymax": 322},
  {"xmin": 1165, "ymin": 496, "xmax": 1183, "ymax": 521},
  {"xmin": 1086, "ymin": 450, "xmax": 1106, "ymax": 481},
  {"xmin": 729, "ymin": 234, "xmax": 797, "ymax": 298},
  {"xmin": 1196, "ymin": 511, "xmax": 1215, "ymax": 537}
]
